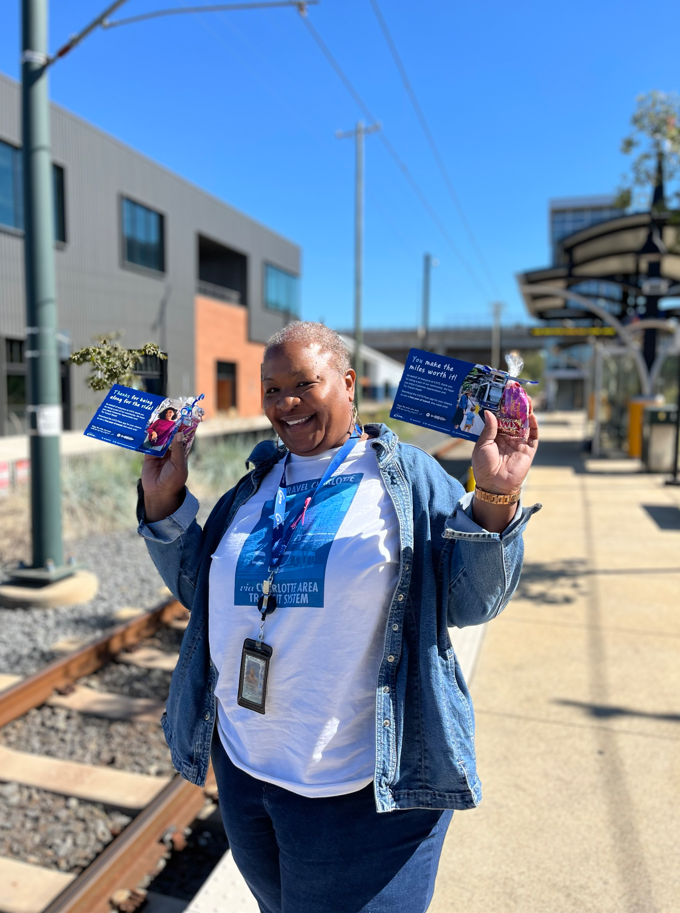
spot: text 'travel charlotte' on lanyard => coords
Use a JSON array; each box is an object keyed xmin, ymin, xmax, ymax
[{"xmin": 256, "ymin": 427, "xmax": 362, "ymax": 641}]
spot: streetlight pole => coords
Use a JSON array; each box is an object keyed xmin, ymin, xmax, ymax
[
  {"xmin": 20, "ymin": 0, "xmax": 65, "ymax": 580},
  {"xmin": 337, "ymin": 120, "xmax": 380, "ymax": 410}
]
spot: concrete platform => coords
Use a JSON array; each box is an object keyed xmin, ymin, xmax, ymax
[
  {"xmin": 430, "ymin": 411, "xmax": 680, "ymax": 913},
  {"xmin": 0, "ymin": 415, "xmax": 272, "ymax": 466},
  {"xmin": 0, "ymin": 570, "xmax": 99, "ymax": 609},
  {"xmin": 184, "ymin": 851, "xmax": 258, "ymax": 913}
]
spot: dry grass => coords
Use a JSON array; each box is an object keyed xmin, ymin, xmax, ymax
[{"xmin": 0, "ymin": 438, "xmax": 256, "ymax": 568}]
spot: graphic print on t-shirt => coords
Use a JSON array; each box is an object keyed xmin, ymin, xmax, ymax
[{"xmin": 234, "ymin": 473, "xmax": 363, "ymax": 608}]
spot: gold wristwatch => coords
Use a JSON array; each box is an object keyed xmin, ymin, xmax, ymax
[{"xmin": 474, "ymin": 485, "xmax": 521, "ymax": 505}]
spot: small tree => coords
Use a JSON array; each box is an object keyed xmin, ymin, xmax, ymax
[
  {"xmin": 616, "ymin": 90, "xmax": 680, "ymax": 210},
  {"xmin": 70, "ymin": 334, "xmax": 166, "ymax": 391}
]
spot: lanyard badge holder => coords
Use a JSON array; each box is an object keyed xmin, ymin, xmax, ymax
[{"xmin": 237, "ymin": 430, "xmax": 361, "ymax": 714}]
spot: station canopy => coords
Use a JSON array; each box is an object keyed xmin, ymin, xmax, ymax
[{"xmin": 517, "ymin": 211, "xmax": 680, "ymax": 323}]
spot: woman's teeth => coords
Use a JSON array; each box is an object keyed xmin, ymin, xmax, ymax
[{"xmin": 285, "ymin": 416, "xmax": 313, "ymax": 426}]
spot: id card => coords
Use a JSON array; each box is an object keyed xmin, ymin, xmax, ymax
[{"xmin": 238, "ymin": 639, "xmax": 273, "ymax": 714}]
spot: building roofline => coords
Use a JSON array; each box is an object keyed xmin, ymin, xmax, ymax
[
  {"xmin": 549, "ymin": 194, "xmax": 620, "ymax": 211},
  {"xmin": 0, "ymin": 70, "xmax": 299, "ymax": 252}
]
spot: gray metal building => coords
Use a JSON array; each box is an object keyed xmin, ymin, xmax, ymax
[{"xmin": 0, "ymin": 72, "xmax": 301, "ymax": 434}]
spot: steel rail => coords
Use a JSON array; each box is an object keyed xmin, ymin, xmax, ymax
[
  {"xmin": 42, "ymin": 770, "xmax": 216, "ymax": 913},
  {"xmin": 0, "ymin": 597, "xmax": 186, "ymax": 728}
]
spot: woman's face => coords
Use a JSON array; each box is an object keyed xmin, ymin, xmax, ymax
[
  {"xmin": 163, "ymin": 409, "xmax": 176, "ymax": 421},
  {"xmin": 262, "ymin": 341, "xmax": 355, "ymax": 456}
]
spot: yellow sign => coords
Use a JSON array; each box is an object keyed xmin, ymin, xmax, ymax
[{"xmin": 529, "ymin": 327, "xmax": 617, "ymax": 336}]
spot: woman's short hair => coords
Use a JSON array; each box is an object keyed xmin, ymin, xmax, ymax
[
  {"xmin": 160, "ymin": 407, "xmax": 176, "ymax": 420},
  {"xmin": 264, "ymin": 322, "xmax": 352, "ymax": 375}
]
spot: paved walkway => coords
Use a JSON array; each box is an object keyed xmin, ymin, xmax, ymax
[
  {"xmin": 431, "ymin": 413, "xmax": 680, "ymax": 913},
  {"xmin": 0, "ymin": 415, "xmax": 272, "ymax": 464}
]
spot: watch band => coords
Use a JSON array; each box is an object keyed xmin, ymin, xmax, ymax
[{"xmin": 474, "ymin": 485, "xmax": 521, "ymax": 505}]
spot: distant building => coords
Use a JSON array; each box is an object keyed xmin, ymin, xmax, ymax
[
  {"xmin": 352, "ymin": 326, "xmax": 544, "ymax": 369},
  {"xmin": 339, "ymin": 335, "xmax": 404, "ymax": 401},
  {"xmin": 0, "ymin": 73, "xmax": 300, "ymax": 435},
  {"xmin": 549, "ymin": 195, "xmax": 623, "ymax": 265}
]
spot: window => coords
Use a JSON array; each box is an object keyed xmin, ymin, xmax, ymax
[
  {"xmin": 53, "ymin": 164, "xmax": 66, "ymax": 243},
  {"xmin": 550, "ymin": 206, "xmax": 623, "ymax": 264},
  {"xmin": 216, "ymin": 361, "xmax": 237, "ymax": 411},
  {"xmin": 264, "ymin": 263, "xmax": 300, "ymax": 317},
  {"xmin": 5, "ymin": 339, "xmax": 25, "ymax": 364},
  {"xmin": 134, "ymin": 353, "xmax": 168, "ymax": 396},
  {"xmin": 122, "ymin": 197, "xmax": 165, "ymax": 273},
  {"xmin": 197, "ymin": 235, "xmax": 247, "ymax": 305},
  {"xmin": 0, "ymin": 140, "xmax": 23, "ymax": 231},
  {"xmin": 1, "ymin": 139, "xmax": 67, "ymax": 242},
  {"xmin": 2, "ymin": 337, "xmax": 72, "ymax": 436}
]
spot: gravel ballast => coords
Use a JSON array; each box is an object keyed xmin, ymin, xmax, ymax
[
  {"xmin": 147, "ymin": 807, "xmax": 230, "ymax": 900},
  {"xmin": 0, "ymin": 705, "xmax": 175, "ymax": 777},
  {"xmin": 81, "ymin": 664, "xmax": 174, "ymax": 702},
  {"xmin": 0, "ymin": 530, "xmax": 167, "ymax": 676},
  {"xmin": 0, "ymin": 782, "xmax": 132, "ymax": 873}
]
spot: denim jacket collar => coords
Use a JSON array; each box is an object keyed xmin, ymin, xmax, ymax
[{"xmin": 246, "ymin": 423, "xmax": 399, "ymax": 478}]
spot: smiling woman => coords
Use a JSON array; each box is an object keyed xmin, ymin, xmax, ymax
[
  {"xmin": 138, "ymin": 322, "xmax": 541, "ymax": 913},
  {"xmin": 261, "ymin": 323, "xmax": 360, "ymax": 456}
]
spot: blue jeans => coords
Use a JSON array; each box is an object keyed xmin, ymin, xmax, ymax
[{"xmin": 211, "ymin": 736, "xmax": 453, "ymax": 913}]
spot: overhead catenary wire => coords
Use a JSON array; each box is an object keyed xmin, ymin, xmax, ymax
[
  {"xmin": 299, "ymin": 14, "xmax": 490, "ymax": 299},
  {"xmin": 102, "ymin": 1, "xmax": 318, "ymax": 30},
  {"xmin": 189, "ymin": 6, "xmax": 424, "ymax": 262},
  {"xmin": 367, "ymin": 0, "xmax": 500, "ymax": 300}
]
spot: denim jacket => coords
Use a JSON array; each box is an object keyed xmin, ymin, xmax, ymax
[{"xmin": 138, "ymin": 424, "xmax": 540, "ymax": 812}]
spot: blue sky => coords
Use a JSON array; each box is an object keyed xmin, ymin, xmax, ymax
[{"xmin": 2, "ymin": 0, "xmax": 679, "ymax": 330}]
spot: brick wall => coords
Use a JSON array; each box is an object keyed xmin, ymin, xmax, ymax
[{"xmin": 194, "ymin": 296, "xmax": 264, "ymax": 419}]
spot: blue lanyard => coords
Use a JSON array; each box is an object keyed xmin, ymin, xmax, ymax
[{"xmin": 269, "ymin": 430, "xmax": 361, "ymax": 573}]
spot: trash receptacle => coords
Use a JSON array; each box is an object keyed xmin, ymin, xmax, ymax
[
  {"xmin": 628, "ymin": 395, "xmax": 663, "ymax": 458},
  {"xmin": 642, "ymin": 405, "xmax": 678, "ymax": 472}
]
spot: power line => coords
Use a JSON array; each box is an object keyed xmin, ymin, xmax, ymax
[
  {"xmin": 367, "ymin": 0, "xmax": 500, "ymax": 299},
  {"xmin": 299, "ymin": 15, "xmax": 490, "ymax": 298},
  {"xmin": 102, "ymin": 1, "xmax": 318, "ymax": 30},
  {"xmin": 173, "ymin": 5, "xmax": 424, "ymax": 265}
]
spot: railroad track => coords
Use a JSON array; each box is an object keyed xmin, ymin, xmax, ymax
[{"xmin": 0, "ymin": 598, "xmax": 219, "ymax": 913}]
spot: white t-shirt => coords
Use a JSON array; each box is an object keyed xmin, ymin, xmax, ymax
[{"xmin": 209, "ymin": 439, "xmax": 400, "ymax": 798}]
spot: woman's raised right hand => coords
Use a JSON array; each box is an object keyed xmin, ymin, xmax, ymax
[{"xmin": 141, "ymin": 433, "xmax": 189, "ymax": 522}]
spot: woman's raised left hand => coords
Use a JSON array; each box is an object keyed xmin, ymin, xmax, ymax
[{"xmin": 471, "ymin": 410, "xmax": 539, "ymax": 495}]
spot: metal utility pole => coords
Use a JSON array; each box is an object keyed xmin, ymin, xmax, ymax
[
  {"xmin": 20, "ymin": 0, "xmax": 65, "ymax": 580},
  {"xmin": 491, "ymin": 301, "xmax": 503, "ymax": 368},
  {"xmin": 337, "ymin": 120, "xmax": 380, "ymax": 410}
]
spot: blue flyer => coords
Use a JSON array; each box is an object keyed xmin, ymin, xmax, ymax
[
  {"xmin": 390, "ymin": 348, "xmax": 522, "ymax": 442},
  {"xmin": 83, "ymin": 384, "xmax": 205, "ymax": 457}
]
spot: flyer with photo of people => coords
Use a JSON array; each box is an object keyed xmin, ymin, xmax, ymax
[
  {"xmin": 83, "ymin": 384, "xmax": 205, "ymax": 456},
  {"xmin": 390, "ymin": 348, "xmax": 533, "ymax": 441}
]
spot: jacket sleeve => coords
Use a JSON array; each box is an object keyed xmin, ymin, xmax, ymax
[
  {"xmin": 136, "ymin": 485, "xmax": 205, "ymax": 610},
  {"xmin": 443, "ymin": 491, "xmax": 541, "ymax": 628}
]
